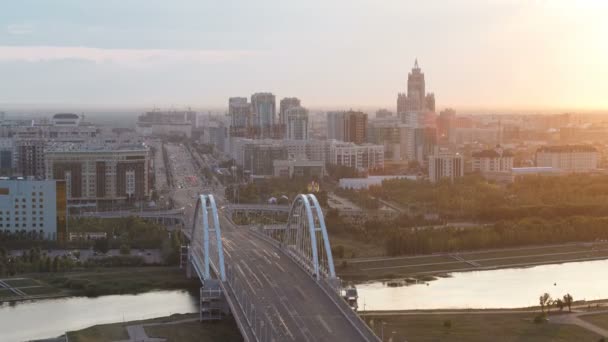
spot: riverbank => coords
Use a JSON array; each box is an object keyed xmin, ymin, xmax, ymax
[
  {"xmin": 64, "ymin": 313, "xmax": 242, "ymax": 342},
  {"xmin": 1, "ymin": 266, "xmax": 198, "ymax": 302},
  {"xmin": 337, "ymin": 241, "xmax": 608, "ymax": 281},
  {"xmin": 360, "ymin": 303, "xmax": 608, "ymax": 341}
]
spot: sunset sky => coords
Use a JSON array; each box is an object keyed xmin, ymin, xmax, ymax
[{"xmin": 1, "ymin": 0, "xmax": 607, "ymax": 111}]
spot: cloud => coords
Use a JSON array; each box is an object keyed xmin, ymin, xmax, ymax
[
  {"xmin": 0, "ymin": 45, "xmax": 262, "ymax": 66},
  {"xmin": 6, "ymin": 24, "xmax": 35, "ymax": 35}
]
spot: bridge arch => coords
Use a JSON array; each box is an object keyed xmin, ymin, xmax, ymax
[
  {"xmin": 283, "ymin": 194, "xmax": 336, "ymax": 280},
  {"xmin": 191, "ymin": 194, "xmax": 226, "ymax": 281}
]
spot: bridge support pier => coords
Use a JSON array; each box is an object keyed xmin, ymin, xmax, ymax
[{"xmin": 199, "ymin": 279, "xmax": 229, "ymax": 321}]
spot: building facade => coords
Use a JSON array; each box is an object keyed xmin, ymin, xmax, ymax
[
  {"xmin": 535, "ymin": 145, "xmax": 598, "ymax": 172},
  {"xmin": 14, "ymin": 139, "xmax": 46, "ymax": 178},
  {"xmin": 472, "ymin": 147, "xmax": 514, "ymax": 173},
  {"xmin": 429, "ymin": 152, "xmax": 464, "ymax": 183},
  {"xmin": 326, "ymin": 111, "xmax": 368, "ymax": 144},
  {"xmin": 0, "ymin": 179, "xmax": 67, "ymax": 241},
  {"xmin": 251, "ymin": 92, "xmax": 277, "ymax": 138},
  {"xmin": 329, "ymin": 142, "xmax": 384, "ymax": 171},
  {"xmin": 286, "ymin": 106, "xmax": 309, "ymax": 140},
  {"xmin": 45, "ymin": 143, "xmax": 151, "ymax": 203}
]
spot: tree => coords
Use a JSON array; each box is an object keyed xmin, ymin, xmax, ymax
[
  {"xmin": 563, "ymin": 294, "xmax": 574, "ymax": 312},
  {"xmin": 93, "ymin": 238, "xmax": 110, "ymax": 254},
  {"xmin": 119, "ymin": 244, "xmax": 131, "ymax": 255},
  {"xmin": 556, "ymin": 298, "xmax": 565, "ymax": 312},
  {"xmin": 539, "ymin": 293, "xmax": 551, "ymax": 313}
]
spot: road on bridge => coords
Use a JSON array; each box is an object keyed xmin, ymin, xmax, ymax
[{"xmin": 215, "ymin": 210, "xmax": 371, "ymax": 342}]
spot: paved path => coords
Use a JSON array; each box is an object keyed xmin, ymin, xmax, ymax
[
  {"xmin": 115, "ymin": 318, "xmax": 199, "ymax": 342},
  {"xmin": 550, "ymin": 309, "xmax": 608, "ymax": 337}
]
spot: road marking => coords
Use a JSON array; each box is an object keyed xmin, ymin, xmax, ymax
[
  {"xmin": 316, "ymin": 315, "xmax": 333, "ymax": 334},
  {"xmin": 275, "ymin": 262, "xmax": 285, "ymax": 273}
]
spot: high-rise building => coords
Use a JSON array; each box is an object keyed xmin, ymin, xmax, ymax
[
  {"xmin": 279, "ymin": 97, "xmax": 301, "ymax": 126},
  {"xmin": 396, "ymin": 59, "xmax": 436, "ymax": 115},
  {"xmin": 229, "ymin": 97, "xmax": 252, "ymax": 138},
  {"xmin": 286, "ymin": 106, "xmax": 309, "ymax": 140},
  {"xmin": 414, "ymin": 127, "xmax": 438, "ymax": 165},
  {"xmin": 326, "ymin": 111, "xmax": 368, "ymax": 144},
  {"xmin": 437, "ymin": 108, "xmax": 456, "ymax": 143},
  {"xmin": 251, "ymin": 92, "xmax": 276, "ymax": 138},
  {"xmin": 429, "ymin": 152, "xmax": 464, "ymax": 183},
  {"xmin": 407, "ymin": 59, "xmax": 426, "ymax": 111},
  {"xmin": 14, "ymin": 139, "xmax": 46, "ymax": 178},
  {"xmin": 44, "ymin": 142, "xmax": 151, "ymax": 204}
]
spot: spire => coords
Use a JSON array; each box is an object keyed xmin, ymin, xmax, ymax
[{"xmin": 414, "ymin": 58, "xmax": 419, "ymax": 69}]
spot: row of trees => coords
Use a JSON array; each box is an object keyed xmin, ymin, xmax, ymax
[
  {"xmin": 539, "ymin": 292, "xmax": 574, "ymax": 313},
  {"xmin": 354, "ymin": 174, "xmax": 608, "ymax": 221},
  {"xmin": 0, "ymin": 247, "xmax": 78, "ymax": 276},
  {"xmin": 384, "ymin": 216, "xmax": 608, "ymax": 256}
]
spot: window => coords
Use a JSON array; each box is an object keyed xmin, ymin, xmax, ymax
[
  {"xmin": 39, "ymin": 205, "xmax": 43, "ymax": 208},
  {"xmin": 32, "ymin": 198, "xmax": 36, "ymax": 202},
  {"xmin": 22, "ymin": 205, "xmax": 26, "ymax": 209}
]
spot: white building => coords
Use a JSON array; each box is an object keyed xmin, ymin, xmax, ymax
[
  {"xmin": 273, "ymin": 159, "xmax": 324, "ymax": 178},
  {"xmin": 472, "ymin": 147, "xmax": 514, "ymax": 173},
  {"xmin": 339, "ymin": 175, "xmax": 417, "ymax": 190},
  {"xmin": 0, "ymin": 179, "xmax": 66, "ymax": 240},
  {"xmin": 286, "ymin": 106, "xmax": 309, "ymax": 140},
  {"xmin": 428, "ymin": 152, "xmax": 464, "ymax": 183},
  {"xmin": 535, "ymin": 145, "xmax": 598, "ymax": 172},
  {"xmin": 329, "ymin": 142, "xmax": 384, "ymax": 171}
]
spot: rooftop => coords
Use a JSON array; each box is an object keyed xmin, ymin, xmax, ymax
[
  {"xmin": 537, "ymin": 145, "xmax": 598, "ymax": 153},
  {"xmin": 45, "ymin": 142, "xmax": 149, "ymax": 153}
]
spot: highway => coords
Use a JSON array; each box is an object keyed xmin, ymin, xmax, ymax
[
  {"xmin": 215, "ymin": 211, "xmax": 371, "ymax": 341},
  {"xmin": 176, "ymin": 145, "xmax": 377, "ymax": 341}
]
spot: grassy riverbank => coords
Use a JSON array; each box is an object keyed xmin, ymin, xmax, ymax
[
  {"xmin": 67, "ymin": 313, "xmax": 242, "ymax": 342},
  {"xmin": 0, "ymin": 267, "xmax": 198, "ymax": 301},
  {"xmin": 34, "ymin": 266, "xmax": 199, "ymax": 297},
  {"xmin": 361, "ymin": 311, "xmax": 601, "ymax": 342},
  {"xmin": 337, "ymin": 242, "xmax": 608, "ymax": 281}
]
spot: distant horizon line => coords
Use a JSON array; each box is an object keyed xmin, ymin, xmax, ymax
[{"xmin": 1, "ymin": 102, "xmax": 607, "ymax": 116}]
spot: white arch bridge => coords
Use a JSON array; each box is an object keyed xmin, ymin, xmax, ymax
[{"xmin": 182, "ymin": 193, "xmax": 379, "ymax": 342}]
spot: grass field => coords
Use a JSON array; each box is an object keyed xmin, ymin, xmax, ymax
[
  {"xmin": 67, "ymin": 313, "xmax": 242, "ymax": 342},
  {"xmin": 363, "ymin": 312, "xmax": 602, "ymax": 342},
  {"xmin": 31, "ymin": 266, "xmax": 199, "ymax": 296},
  {"xmin": 145, "ymin": 318, "xmax": 242, "ymax": 342},
  {"xmin": 580, "ymin": 312, "xmax": 608, "ymax": 331},
  {"xmin": 337, "ymin": 242, "xmax": 608, "ymax": 280}
]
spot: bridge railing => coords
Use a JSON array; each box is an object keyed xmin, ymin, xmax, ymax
[{"xmin": 224, "ymin": 264, "xmax": 277, "ymax": 342}]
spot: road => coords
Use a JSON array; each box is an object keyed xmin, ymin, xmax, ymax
[
  {"xmin": 211, "ymin": 211, "xmax": 370, "ymax": 341},
  {"xmin": 174, "ymin": 145, "xmax": 375, "ymax": 341}
]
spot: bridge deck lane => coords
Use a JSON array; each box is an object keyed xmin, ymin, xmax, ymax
[{"xmin": 215, "ymin": 214, "xmax": 368, "ymax": 342}]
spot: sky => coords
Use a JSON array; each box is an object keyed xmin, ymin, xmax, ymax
[{"xmin": 0, "ymin": 0, "xmax": 607, "ymax": 112}]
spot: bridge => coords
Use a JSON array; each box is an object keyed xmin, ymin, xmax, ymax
[{"xmin": 184, "ymin": 193, "xmax": 379, "ymax": 342}]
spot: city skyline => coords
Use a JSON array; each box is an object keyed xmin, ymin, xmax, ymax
[{"xmin": 1, "ymin": 1, "xmax": 607, "ymax": 111}]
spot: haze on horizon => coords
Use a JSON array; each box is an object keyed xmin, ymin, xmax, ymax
[{"xmin": 0, "ymin": 0, "xmax": 607, "ymax": 112}]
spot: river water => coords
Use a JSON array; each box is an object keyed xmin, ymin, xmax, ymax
[
  {"xmin": 357, "ymin": 259, "xmax": 608, "ymax": 311},
  {"xmin": 0, "ymin": 290, "xmax": 197, "ymax": 342}
]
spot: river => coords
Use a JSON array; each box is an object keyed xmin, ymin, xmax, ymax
[
  {"xmin": 0, "ymin": 290, "xmax": 198, "ymax": 342},
  {"xmin": 357, "ymin": 259, "xmax": 608, "ymax": 311}
]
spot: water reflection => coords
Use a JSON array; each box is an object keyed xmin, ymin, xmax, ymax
[
  {"xmin": 357, "ymin": 259, "xmax": 608, "ymax": 311},
  {"xmin": 0, "ymin": 290, "xmax": 197, "ymax": 342}
]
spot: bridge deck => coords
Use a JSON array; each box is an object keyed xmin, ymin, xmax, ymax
[{"xmin": 215, "ymin": 213, "xmax": 370, "ymax": 342}]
